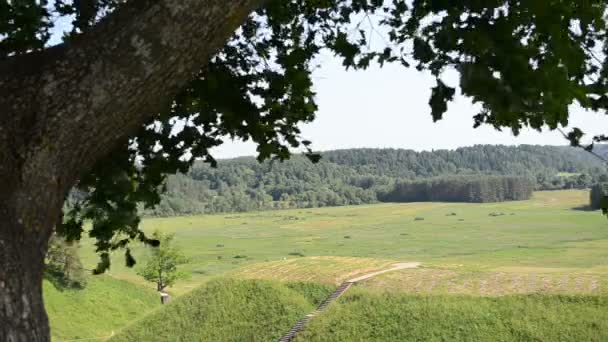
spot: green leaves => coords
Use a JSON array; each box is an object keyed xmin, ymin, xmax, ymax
[
  {"xmin": 566, "ymin": 128, "xmax": 586, "ymax": 147},
  {"xmin": 137, "ymin": 231, "xmax": 189, "ymax": 291},
  {"xmin": 591, "ymin": 183, "xmax": 608, "ymax": 217},
  {"xmin": 332, "ymin": 31, "xmax": 361, "ymax": 68},
  {"xmin": 45, "ymin": 234, "xmax": 87, "ymax": 288},
  {"xmin": 429, "ymin": 79, "xmax": 455, "ymax": 122},
  {"xmin": 0, "ymin": 0, "xmax": 51, "ymax": 57},
  {"xmin": 413, "ymin": 37, "xmax": 434, "ymax": 65}
]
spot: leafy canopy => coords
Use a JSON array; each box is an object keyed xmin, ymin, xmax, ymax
[{"xmin": 3, "ymin": 0, "xmax": 607, "ymax": 271}]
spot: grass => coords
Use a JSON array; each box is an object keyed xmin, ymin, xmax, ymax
[
  {"xmin": 359, "ymin": 267, "xmax": 608, "ymax": 296},
  {"xmin": 48, "ymin": 190, "xmax": 608, "ymax": 340},
  {"xmin": 78, "ymin": 190, "xmax": 608, "ymax": 294},
  {"xmin": 108, "ymin": 279, "xmax": 333, "ymax": 342},
  {"xmin": 44, "ymin": 275, "xmax": 159, "ymax": 341},
  {"xmin": 296, "ymin": 288, "xmax": 608, "ymax": 341},
  {"xmin": 234, "ymin": 256, "xmax": 395, "ymax": 285}
]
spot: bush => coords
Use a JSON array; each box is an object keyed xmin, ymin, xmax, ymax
[
  {"xmin": 45, "ymin": 234, "xmax": 87, "ymax": 289},
  {"xmin": 590, "ymin": 183, "xmax": 608, "ymax": 210}
]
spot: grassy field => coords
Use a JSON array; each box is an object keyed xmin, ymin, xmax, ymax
[
  {"xmin": 51, "ymin": 190, "xmax": 608, "ymax": 340},
  {"xmin": 45, "ymin": 275, "xmax": 159, "ymax": 341},
  {"xmin": 78, "ymin": 190, "xmax": 608, "ymax": 294}
]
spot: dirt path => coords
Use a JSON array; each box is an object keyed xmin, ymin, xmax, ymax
[
  {"xmin": 347, "ymin": 262, "xmax": 421, "ymax": 282},
  {"xmin": 279, "ymin": 262, "xmax": 420, "ymax": 342}
]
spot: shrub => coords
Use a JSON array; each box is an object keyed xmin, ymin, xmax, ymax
[
  {"xmin": 590, "ymin": 183, "xmax": 608, "ymax": 210},
  {"xmin": 45, "ymin": 234, "xmax": 87, "ymax": 289}
]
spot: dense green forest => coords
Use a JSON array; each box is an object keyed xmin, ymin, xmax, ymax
[
  {"xmin": 379, "ymin": 176, "xmax": 534, "ymax": 203},
  {"xmin": 148, "ymin": 145, "xmax": 608, "ymax": 216}
]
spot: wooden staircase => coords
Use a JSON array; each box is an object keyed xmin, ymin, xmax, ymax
[{"xmin": 279, "ymin": 282, "xmax": 353, "ymax": 342}]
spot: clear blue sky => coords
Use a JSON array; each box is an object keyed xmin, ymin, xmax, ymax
[{"xmin": 214, "ymin": 51, "xmax": 607, "ymax": 158}]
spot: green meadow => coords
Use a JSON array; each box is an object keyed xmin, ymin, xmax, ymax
[
  {"xmin": 46, "ymin": 190, "xmax": 608, "ymax": 340},
  {"xmin": 79, "ymin": 190, "xmax": 608, "ymax": 292}
]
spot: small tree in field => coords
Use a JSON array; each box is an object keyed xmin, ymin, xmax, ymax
[{"xmin": 137, "ymin": 231, "xmax": 188, "ymax": 292}]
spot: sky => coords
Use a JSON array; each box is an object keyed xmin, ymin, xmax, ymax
[
  {"xmin": 212, "ymin": 51, "xmax": 607, "ymax": 159},
  {"xmin": 47, "ymin": 7, "xmax": 607, "ymax": 160}
]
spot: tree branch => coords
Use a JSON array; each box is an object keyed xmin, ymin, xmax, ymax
[{"xmin": 0, "ymin": 0, "xmax": 266, "ymax": 197}]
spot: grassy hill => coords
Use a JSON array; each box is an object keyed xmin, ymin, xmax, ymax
[
  {"xmin": 296, "ymin": 289, "xmax": 608, "ymax": 341},
  {"xmin": 45, "ymin": 275, "xmax": 159, "ymax": 341},
  {"xmin": 108, "ymin": 279, "xmax": 333, "ymax": 342}
]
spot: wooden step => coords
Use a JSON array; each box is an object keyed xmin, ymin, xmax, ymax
[{"xmin": 278, "ymin": 282, "xmax": 354, "ymax": 342}]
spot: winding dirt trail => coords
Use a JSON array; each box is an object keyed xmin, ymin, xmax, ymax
[{"xmin": 347, "ymin": 262, "xmax": 421, "ymax": 282}]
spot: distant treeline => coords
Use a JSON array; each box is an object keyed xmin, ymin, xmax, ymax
[
  {"xmin": 379, "ymin": 176, "xmax": 534, "ymax": 203},
  {"xmin": 141, "ymin": 145, "xmax": 608, "ymax": 216}
]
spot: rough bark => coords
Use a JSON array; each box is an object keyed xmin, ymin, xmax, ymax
[
  {"xmin": 0, "ymin": 203, "xmax": 56, "ymax": 341},
  {"xmin": 0, "ymin": 0, "xmax": 266, "ymax": 340}
]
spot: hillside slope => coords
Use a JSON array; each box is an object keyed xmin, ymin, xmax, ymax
[
  {"xmin": 297, "ymin": 289, "xmax": 608, "ymax": 341},
  {"xmin": 45, "ymin": 275, "xmax": 159, "ymax": 341},
  {"xmin": 109, "ymin": 279, "xmax": 333, "ymax": 342}
]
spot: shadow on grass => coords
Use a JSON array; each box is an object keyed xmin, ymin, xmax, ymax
[
  {"xmin": 571, "ymin": 205, "xmax": 596, "ymax": 211},
  {"xmin": 44, "ymin": 272, "xmax": 86, "ymax": 292}
]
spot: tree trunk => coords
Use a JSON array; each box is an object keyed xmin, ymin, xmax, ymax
[
  {"xmin": 0, "ymin": 194, "xmax": 59, "ymax": 342},
  {"xmin": 0, "ymin": 1, "xmax": 266, "ymax": 340}
]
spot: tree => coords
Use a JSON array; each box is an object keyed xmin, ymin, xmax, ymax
[
  {"xmin": 1, "ymin": 1, "xmax": 608, "ymax": 340},
  {"xmin": 137, "ymin": 231, "xmax": 188, "ymax": 292},
  {"xmin": 45, "ymin": 234, "xmax": 87, "ymax": 289}
]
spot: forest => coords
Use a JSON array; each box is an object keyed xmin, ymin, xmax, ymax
[
  {"xmin": 379, "ymin": 176, "xmax": 534, "ymax": 203},
  {"xmin": 147, "ymin": 145, "xmax": 608, "ymax": 216}
]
